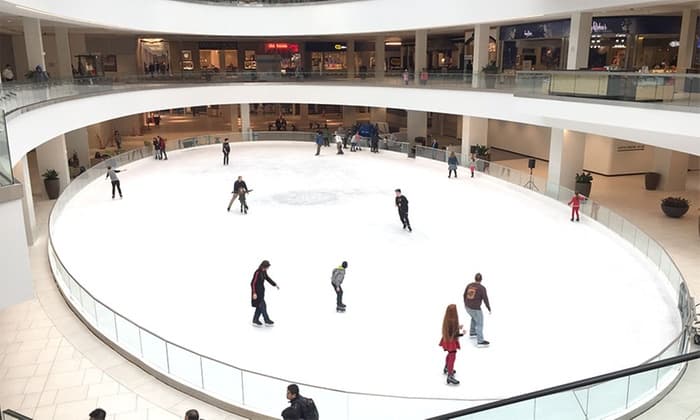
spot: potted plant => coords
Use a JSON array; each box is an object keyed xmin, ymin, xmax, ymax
[
  {"xmin": 474, "ymin": 144, "xmax": 490, "ymax": 161},
  {"xmin": 645, "ymin": 172, "xmax": 661, "ymax": 190},
  {"xmin": 660, "ymin": 197, "xmax": 690, "ymax": 218},
  {"xmin": 481, "ymin": 62, "xmax": 498, "ymax": 88},
  {"xmin": 575, "ymin": 172, "xmax": 593, "ymax": 197},
  {"xmin": 42, "ymin": 169, "xmax": 60, "ymax": 199}
]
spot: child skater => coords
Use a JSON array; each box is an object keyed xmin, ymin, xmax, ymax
[
  {"xmin": 568, "ymin": 191, "xmax": 585, "ymax": 222},
  {"xmin": 238, "ymin": 186, "xmax": 249, "ymax": 214},
  {"xmin": 440, "ymin": 304, "xmax": 464, "ymax": 385},
  {"xmin": 469, "ymin": 157, "xmax": 476, "ymax": 178}
]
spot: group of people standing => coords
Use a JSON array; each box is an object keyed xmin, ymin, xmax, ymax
[
  {"xmin": 447, "ymin": 152, "xmax": 476, "ymax": 179},
  {"xmin": 152, "ymin": 136, "xmax": 168, "ymax": 160}
]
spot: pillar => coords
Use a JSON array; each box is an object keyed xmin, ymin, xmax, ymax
[
  {"xmin": 677, "ymin": 8, "xmax": 698, "ymax": 73},
  {"xmin": 240, "ymin": 103, "xmax": 251, "ymax": 140},
  {"xmin": 299, "ymin": 104, "xmax": 309, "ymax": 128},
  {"xmin": 547, "ymin": 128, "xmax": 586, "ymax": 192},
  {"xmin": 472, "ymin": 24, "xmax": 490, "ymax": 88},
  {"xmin": 54, "ymin": 27, "xmax": 72, "ymax": 78},
  {"xmin": 0, "ymin": 184, "xmax": 33, "ymax": 311},
  {"xmin": 22, "ymin": 17, "xmax": 45, "ymax": 70},
  {"xmin": 65, "ymin": 128, "xmax": 90, "ymax": 172},
  {"xmin": 347, "ymin": 40, "xmax": 355, "ymax": 79},
  {"xmin": 13, "ymin": 156, "xmax": 36, "ymax": 244},
  {"xmin": 35, "ymin": 135, "xmax": 70, "ymax": 194},
  {"xmin": 653, "ymin": 148, "xmax": 689, "ymax": 191},
  {"xmin": 227, "ymin": 104, "xmax": 240, "ymax": 130},
  {"xmin": 69, "ymin": 33, "xmax": 87, "ymax": 56},
  {"xmin": 375, "ymin": 36, "xmax": 385, "ymax": 80},
  {"xmin": 370, "ymin": 107, "xmax": 387, "ymax": 122},
  {"xmin": 414, "ymin": 30, "xmax": 427, "ymax": 85},
  {"xmin": 343, "ymin": 106, "xmax": 356, "ymax": 128},
  {"xmin": 11, "ymin": 36, "xmax": 28, "ymax": 76},
  {"xmin": 460, "ymin": 116, "xmax": 488, "ymax": 155},
  {"xmin": 407, "ymin": 110, "xmax": 427, "ymax": 143},
  {"xmin": 567, "ymin": 12, "xmax": 592, "ymax": 70}
]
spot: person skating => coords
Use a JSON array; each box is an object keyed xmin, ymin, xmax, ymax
[
  {"xmin": 222, "ymin": 138, "xmax": 231, "ymax": 165},
  {"xmin": 314, "ymin": 131, "xmax": 323, "ymax": 156},
  {"xmin": 395, "ymin": 189, "xmax": 411, "ymax": 232},
  {"xmin": 159, "ymin": 136, "xmax": 168, "ymax": 160},
  {"xmin": 105, "ymin": 166, "xmax": 125, "ymax": 199},
  {"xmin": 350, "ymin": 131, "xmax": 358, "ymax": 152},
  {"xmin": 463, "ymin": 273, "xmax": 491, "ymax": 347},
  {"xmin": 153, "ymin": 137, "xmax": 161, "ymax": 160},
  {"xmin": 237, "ymin": 186, "xmax": 249, "ymax": 214},
  {"xmin": 448, "ymin": 152, "xmax": 459, "ymax": 178},
  {"xmin": 251, "ymin": 260, "xmax": 279, "ymax": 327},
  {"xmin": 335, "ymin": 132, "xmax": 344, "ymax": 155},
  {"xmin": 440, "ymin": 304, "xmax": 465, "ymax": 385},
  {"xmin": 469, "ymin": 158, "xmax": 476, "ymax": 178},
  {"xmin": 227, "ymin": 176, "xmax": 249, "ymax": 212},
  {"xmin": 568, "ymin": 192, "xmax": 585, "ymax": 222},
  {"xmin": 331, "ymin": 261, "xmax": 348, "ymax": 312}
]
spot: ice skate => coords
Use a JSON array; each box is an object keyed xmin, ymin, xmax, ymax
[
  {"xmin": 336, "ymin": 306, "xmax": 346, "ymax": 312},
  {"xmin": 227, "ymin": 207, "xmax": 230, "ymax": 212},
  {"xmin": 446, "ymin": 375, "xmax": 460, "ymax": 385},
  {"xmin": 252, "ymin": 320, "xmax": 263, "ymax": 327},
  {"xmin": 264, "ymin": 320, "xmax": 275, "ymax": 326},
  {"xmin": 408, "ymin": 226, "xmax": 412, "ymax": 232},
  {"xmin": 443, "ymin": 367, "xmax": 456, "ymax": 375},
  {"xmin": 469, "ymin": 334, "xmax": 477, "ymax": 339},
  {"xmin": 477, "ymin": 340, "xmax": 490, "ymax": 347}
]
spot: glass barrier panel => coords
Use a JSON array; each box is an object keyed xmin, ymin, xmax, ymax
[
  {"xmin": 534, "ymin": 390, "xmax": 587, "ymax": 420},
  {"xmin": 627, "ymin": 368, "xmax": 659, "ymax": 408},
  {"xmin": 166, "ymin": 343, "xmax": 204, "ymax": 388},
  {"xmin": 201, "ymin": 358, "xmax": 244, "ymax": 404},
  {"xmin": 79, "ymin": 287, "xmax": 97, "ymax": 323},
  {"xmin": 114, "ymin": 314, "xmax": 142, "ymax": 357},
  {"xmin": 659, "ymin": 252, "xmax": 674, "ymax": 282},
  {"xmin": 646, "ymin": 239, "xmax": 663, "ymax": 267},
  {"xmin": 607, "ymin": 212, "xmax": 625, "ymax": 236},
  {"xmin": 455, "ymin": 400, "xmax": 535, "ymax": 419},
  {"xmin": 621, "ymin": 219, "xmax": 637, "ymax": 244},
  {"xmin": 94, "ymin": 301, "xmax": 117, "ymax": 341},
  {"xmin": 586, "ymin": 376, "xmax": 628, "ymax": 419},
  {"xmin": 633, "ymin": 229, "xmax": 650, "ymax": 256},
  {"xmin": 140, "ymin": 329, "xmax": 169, "ymax": 371},
  {"xmin": 240, "ymin": 370, "xmax": 289, "ymax": 416}
]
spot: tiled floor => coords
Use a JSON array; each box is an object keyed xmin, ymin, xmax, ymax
[{"xmin": 0, "ymin": 200, "xmax": 247, "ymax": 420}]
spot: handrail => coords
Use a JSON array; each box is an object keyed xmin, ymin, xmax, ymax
[{"xmin": 427, "ymin": 350, "xmax": 700, "ymax": 420}]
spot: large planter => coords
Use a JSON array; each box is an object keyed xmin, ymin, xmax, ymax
[
  {"xmin": 661, "ymin": 204, "xmax": 689, "ymax": 218},
  {"xmin": 645, "ymin": 173, "xmax": 661, "ymax": 190},
  {"xmin": 44, "ymin": 179, "xmax": 60, "ymax": 200},
  {"xmin": 575, "ymin": 182, "xmax": 592, "ymax": 197},
  {"xmin": 484, "ymin": 76, "xmax": 496, "ymax": 89}
]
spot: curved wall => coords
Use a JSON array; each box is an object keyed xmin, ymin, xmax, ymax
[
  {"xmin": 7, "ymin": 83, "xmax": 700, "ymax": 167},
  {"xmin": 0, "ymin": 0, "xmax": 690, "ymax": 36}
]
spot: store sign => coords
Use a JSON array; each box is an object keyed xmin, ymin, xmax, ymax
[
  {"xmin": 592, "ymin": 21, "xmax": 609, "ymax": 33},
  {"xmin": 265, "ymin": 43, "xmax": 299, "ymax": 53},
  {"xmin": 306, "ymin": 42, "xmax": 348, "ymax": 52},
  {"xmin": 334, "ymin": 44, "xmax": 347, "ymax": 50},
  {"xmin": 616, "ymin": 144, "xmax": 645, "ymax": 152}
]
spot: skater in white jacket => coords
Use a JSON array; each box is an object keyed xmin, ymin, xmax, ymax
[{"xmin": 331, "ymin": 261, "xmax": 348, "ymax": 312}]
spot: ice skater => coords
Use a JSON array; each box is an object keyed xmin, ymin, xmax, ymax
[
  {"xmin": 568, "ymin": 192, "xmax": 585, "ymax": 222},
  {"xmin": 237, "ymin": 186, "xmax": 249, "ymax": 214},
  {"xmin": 395, "ymin": 189, "xmax": 411, "ymax": 232},
  {"xmin": 331, "ymin": 261, "xmax": 348, "ymax": 312},
  {"xmin": 105, "ymin": 166, "xmax": 125, "ymax": 199},
  {"xmin": 463, "ymin": 273, "xmax": 491, "ymax": 347},
  {"xmin": 315, "ymin": 131, "xmax": 323, "ymax": 156},
  {"xmin": 222, "ymin": 138, "xmax": 230, "ymax": 165},
  {"xmin": 448, "ymin": 152, "xmax": 459, "ymax": 178},
  {"xmin": 335, "ymin": 132, "xmax": 344, "ymax": 155},
  {"xmin": 227, "ymin": 176, "xmax": 249, "ymax": 212},
  {"xmin": 251, "ymin": 260, "xmax": 279, "ymax": 327},
  {"xmin": 158, "ymin": 136, "xmax": 168, "ymax": 160},
  {"xmin": 153, "ymin": 137, "xmax": 161, "ymax": 160},
  {"xmin": 469, "ymin": 157, "xmax": 476, "ymax": 178},
  {"xmin": 440, "ymin": 304, "xmax": 464, "ymax": 385}
]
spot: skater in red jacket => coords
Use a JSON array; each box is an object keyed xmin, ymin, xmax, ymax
[
  {"xmin": 568, "ymin": 192, "xmax": 585, "ymax": 222},
  {"xmin": 439, "ymin": 304, "xmax": 464, "ymax": 385}
]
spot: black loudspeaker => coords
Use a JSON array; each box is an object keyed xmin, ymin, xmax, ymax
[
  {"xmin": 528, "ymin": 158, "xmax": 536, "ymax": 169},
  {"xmin": 469, "ymin": 145, "xmax": 477, "ymax": 154}
]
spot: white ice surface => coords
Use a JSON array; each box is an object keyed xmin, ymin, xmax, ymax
[{"xmin": 52, "ymin": 142, "xmax": 681, "ymax": 419}]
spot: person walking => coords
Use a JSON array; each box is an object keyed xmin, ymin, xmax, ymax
[
  {"xmin": 222, "ymin": 138, "xmax": 231, "ymax": 165},
  {"xmin": 114, "ymin": 130, "xmax": 122, "ymax": 151},
  {"xmin": 314, "ymin": 131, "xmax": 323, "ymax": 156},
  {"xmin": 463, "ymin": 273, "xmax": 491, "ymax": 347},
  {"xmin": 227, "ymin": 176, "xmax": 248, "ymax": 212},
  {"xmin": 158, "ymin": 136, "xmax": 168, "ymax": 160},
  {"xmin": 568, "ymin": 192, "xmax": 585, "ymax": 222},
  {"xmin": 440, "ymin": 304, "xmax": 464, "ymax": 385},
  {"xmin": 371, "ymin": 130, "xmax": 379, "ymax": 153},
  {"xmin": 105, "ymin": 166, "xmax": 125, "ymax": 199},
  {"xmin": 395, "ymin": 189, "xmax": 411, "ymax": 232},
  {"xmin": 402, "ymin": 68, "xmax": 409, "ymax": 85},
  {"xmin": 350, "ymin": 131, "xmax": 358, "ymax": 152},
  {"xmin": 281, "ymin": 384, "xmax": 319, "ymax": 420},
  {"xmin": 250, "ymin": 260, "xmax": 279, "ymax": 326},
  {"xmin": 448, "ymin": 152, "xmax": 459, "ymax": 178},
  {"xmin": 335, "ymin": 132, "xmax": 344, "ymax": 155},
  {"xmin": 2, "ymin": 64, "xmax": 14, "ymax": 82},
  {"xmin": 469, "ymin": 157, "xmax": 476, "ymax": 178},
  {"xmin": 331, "ymin": 261, "xmax": 348, "ymax": 312}
]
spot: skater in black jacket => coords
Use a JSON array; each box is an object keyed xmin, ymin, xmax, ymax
[
  {"xmin": 251, "ymin": 260, "xmax": 279, "ymax": 326},
  {"xmin": 395, "ymin": 189, "xmax": 412, "ymax": 232},
  {"xmin": 222, "ymin": 138, "xmax": 231, "ymax": 165},
  {"xmin": 227, "ymin": 176, "xmax": 249, "ymax": 212}
]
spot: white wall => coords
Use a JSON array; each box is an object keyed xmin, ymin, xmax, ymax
[
  {"xmin": 0, "ymin": 196, "xmax": 34, "ymax": 311},
  {"xmin": 0, "ymin": 0, "xmax": 689, "ymax": 37},
  {"xmin": 488, "ymin": 119, "xmax": 551, "ymax": 160}
]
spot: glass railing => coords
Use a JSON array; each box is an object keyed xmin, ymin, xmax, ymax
[
  {"xmin": 516, "ymin": 70, "xmax": 700, "ymax": 109},
  {"xmin": 0, "ymin": 111, "xmax": 12, "ymax": 186},
  {"xmin": 47, "ymin": 133, "xmax": 693, "ymax": 420}
]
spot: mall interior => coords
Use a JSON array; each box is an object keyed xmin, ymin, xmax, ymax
[{"xmin": 1, "ymin": 0, "xmax": 700, "ymax": 419}]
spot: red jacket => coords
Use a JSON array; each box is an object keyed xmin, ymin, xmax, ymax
[
  {"xmin": 568, "ymin": 195, "xmax": 583, "ymax": 208},
  {"xmin": 439, "ymin": 337, "xmax": 461, "ymax": 352}
]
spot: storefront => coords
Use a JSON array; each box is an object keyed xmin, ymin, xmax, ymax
[
  {"xmin": 464, "ymin": 35, "xmax": 498, "ymax": 72},
  {"xmin": 305, "ymin": 42, "xmax": 347, "ymax": 74},
  {"xmin": 500, "ymin": 20, "xmax": 570, "ymax": 71},
  {"xmin": 264, "ymin": 42, "xmax": 301, "ymax": 74},
  {"xmin": 198, "ymin": 41, "xmax": 239, "ymax": 72},
  {"xmin": 588, "ymin": 16, "xmax": 682, "ymax": 72},
  {"xmin": 138, "ymin": 38, "xmax": 171, "ymax": 75}
]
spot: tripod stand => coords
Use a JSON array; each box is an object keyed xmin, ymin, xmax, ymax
[{"xmin": 524, "ymin": 167, "xmax": 539, "ymax": 191}]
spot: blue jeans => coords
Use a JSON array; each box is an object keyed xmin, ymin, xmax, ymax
[
  {"xmin": 253, "ymin": 299, "xmax": 271, "ymax": 323},
  {"xmin": 466, "ymin": 307, "xmax": 484, "ymax": 342}
]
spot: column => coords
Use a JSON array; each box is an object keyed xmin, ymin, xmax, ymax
[
  {"xmin": 375, "ymin": 36, "xmax": 385, "ymax": 80},
  {"xmin": 547, "ymin": 128, "xmax": 586, "ymax": 191},
  {"xmin": 11, "ymin": 36, "xmax": 28, "ymax": 75},
  {"xmin": 227, "ymin": 104, "xmax": 240, "ymax": 130},
  {"xmin": 407, "ymin": 110, "xmax": 427, "ymax": 143},
  {"xmin": 653, "ymin": 148, "xmax": 689, "ymax": 191},
  {"xmin": 54, "ymin": 27, "xmax": 72, "ymax": 78},
  {"xmin": 567, "ymin": 12, "xmax": 592, "ymax": 70},
  {"xmin": 13, "ymin": 156, "xmax": 36, "ymax": 244},
  {"xmin": 22, "ymin": 17, "xmax": 45, "ymax": 70},
  {"xmin": 472, "ymin": 24, "xmax": 490, "ymax": 88},
  {"xmin": 414, "ymin": 30, "xmax": 427, "ymax": 85},
  {"xmin": 346, "ymin": 40, "xmax": 355, "ymax": 79},
  {"xmin": 35, "ymin": 135, "xmax": 70, "ymax": 194},
  {"xmin": 460, "ymin": 116, "xmax": 488, "ymax": 158},
  {"xmin": 240, "ymin": 103, "xmax": 251, "ymax": 140},
  {"xmin": 69, "ymin": 33, "xmax": 87, "ymax": 56},
  {"xmin": 370, "ymin": 107, "xmax": 387, "ymax": 122},
  {"xmin": 677, "ymin": 8, "xmax": 698, "ymax": 73},
  {"xmin": 299, "ymin": 104, "xmax": 309, "ymax": 129},
  {"xmin": 0, "ymin": 184, "xmax": 33, "ymax": 311},
  {"xmin": 65, "ymin": 128, "xmax": 90, "ymax": 173},
  {"xmin": 400, "ymin": 45, "xmax": 405, "ymax": 70},
  {"xmin": 342, "ymin": 106, "xmax": 356, "ymax": 128}
]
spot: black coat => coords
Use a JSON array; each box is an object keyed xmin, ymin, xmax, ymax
[
  {"xmin": 396, "ymin": 196, "xmax": 409, "ymax": 213},
  {"xmin": 223, "ymin": 143, "xmax": 230, "ymax": 153},
  {"xmin": 251, "ymin": 269, "xmax": 277, "ymax": 307},
  {"xmin": 233, "ymin": 180, "xmax": 248, "ymax": 193}
]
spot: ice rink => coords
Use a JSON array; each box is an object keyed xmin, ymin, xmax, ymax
[{"xmin": 52, "ymin": 141, "xmax": 681, "ymax": 419}]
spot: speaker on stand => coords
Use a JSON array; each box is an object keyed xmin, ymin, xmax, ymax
[{"xmin": 524, "ymin": 158, "xmax": 539, "ymax": 191}]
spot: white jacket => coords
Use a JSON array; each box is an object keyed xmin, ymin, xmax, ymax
[{"xmin": 335, "ymin": 134, "xmax": 343, "ymax": 144}]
